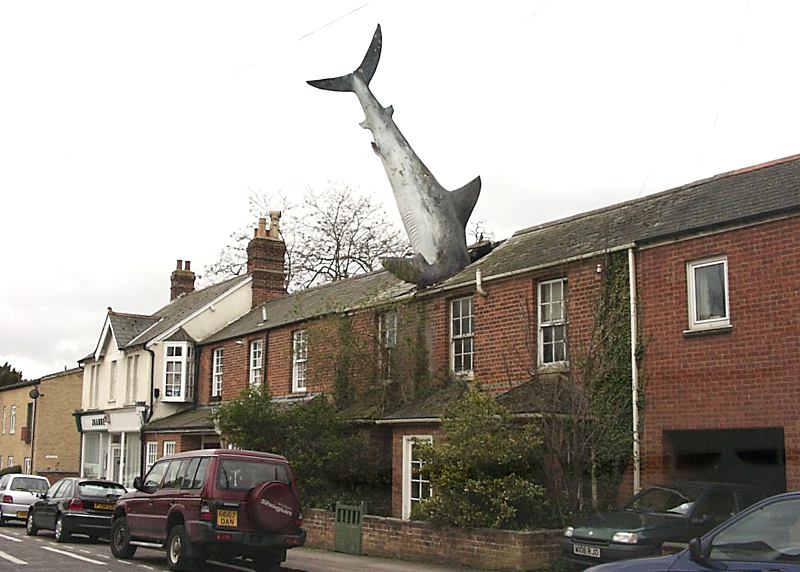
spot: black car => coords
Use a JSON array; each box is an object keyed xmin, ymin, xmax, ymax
[
  {"xmin": 26, "ymin": 478, "xmax": 126, "ymax": 542},
  {"xmin": 561, "ymin": 482, "xmax": 765, "ymax": 566},
  {"xmin": 585, "ymin": 491, "xmax": 800, "ymax": 571}
]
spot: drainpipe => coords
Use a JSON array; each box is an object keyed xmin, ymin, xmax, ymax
[
  {"xmin": 628, "ymin": 247, "xmax": 641, "ymax": 495},
  {"xmin": 475, "ymin": 269, "xmax": 488, "ymax": 297},
  {"xmin": 141, "ymin": 346, "xmax": 157, "ymax": 481}
]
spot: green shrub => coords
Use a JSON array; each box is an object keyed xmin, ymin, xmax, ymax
[
  {"xmin": 414, "ymin": 387, "xmax": 553, "ymax": 529},
  {"xmin": 214, "ymin": 388, "xmax": 390, "ymax": 513}
]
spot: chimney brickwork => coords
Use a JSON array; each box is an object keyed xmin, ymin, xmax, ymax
[
  {"xmin": 247, "ymin": 212, "xmax": 287, "ymax": 306},
  {"xmin": 170, "ymin": 259, "xmax": 196, "ymax": 301}
]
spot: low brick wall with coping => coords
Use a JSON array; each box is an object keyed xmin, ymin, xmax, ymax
[{"xmin": 303, "ymin": 508, "xmax": 562, "ymax": 571}]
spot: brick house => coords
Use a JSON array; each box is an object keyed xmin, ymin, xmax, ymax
[
  {"xmin": 76, "ymin": 214, "xmax": 287, "ymax": 487},
  {"xmin": 144, "ymin": 155, "xmax": 800, "ymax": 518},
  {"xmin": 0, "ymin": 367, "xmax": 82, "ymax": 481}
]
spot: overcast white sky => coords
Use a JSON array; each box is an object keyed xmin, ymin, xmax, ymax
[{"xmin": 2, "ymin": 0, "xmax": 799, "ymax": 379}]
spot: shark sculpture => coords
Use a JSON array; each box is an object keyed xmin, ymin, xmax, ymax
[{"xmin": 308, "ymin": 24, "xmax": 481, "ymax": 287}]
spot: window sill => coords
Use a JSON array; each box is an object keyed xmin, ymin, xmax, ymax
[
  {"xmin": 161, "ymin": 396, "xmax": 191, "ymax": 403},
  {"xmin": 210, "ymin": 395, "xmax": 222, "ymax": 402},
  {"xmin": 537, "ymin": 361, "xmax": 570, "ymax": 375},
  {"xmin": 683, "ymin": 324, "xmax": 733, "ymax": 338},
  {"xmin": 452, "ymin": 370, "xmax": 474, "ymax": 381}
]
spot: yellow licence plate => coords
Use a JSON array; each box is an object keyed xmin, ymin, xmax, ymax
[
  {"xmin": 217, "ymin": 509, "xmax": 238, "ymax": 527},
  {"xmin": 16, "ymin": 511, "xmax": 27, "ymax": 519},
  {"xmin": 94, "ymin": 503, "xmax": 115, "ymax": 511}
]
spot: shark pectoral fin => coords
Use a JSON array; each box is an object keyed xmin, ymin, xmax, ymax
[
  {"xmin": 381, "ymin": 254, "xmax": 433, "ymax": 285},
  {"xmin": 450, "ymin": 176, "xmax": 482, "ymax": 228}
]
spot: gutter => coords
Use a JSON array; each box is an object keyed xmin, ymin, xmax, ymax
[
  {"xmin": 375, "ymin": 417, "xmax": 441, "ymax": 425},
  {"xmin": 419, "ymin": 243, "xmax": 638, "ymax": 297},
  {"xmin": 141, "ymin": 346, "xmax": 157, "ymax": 482}
]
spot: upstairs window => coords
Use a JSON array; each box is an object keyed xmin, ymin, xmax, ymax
[
  {"xmin": 378, "ymin": 310, "xmax": 398, "ymax": 380},
  {"xmin": 538, "ymin": 278, "xmax": 567, "ymax": 365},
  {"xmin": 450, "ymin": 297, "xmax": 474, "ymax": 375},
  {"xmin": 109, "ymin": 360, "xmax": 117, "ymax": 402},
  {"xmin": 9, "ymin": 406, "xmax": 16, "ymax": 434},
  {"xmin": 687, "ymin": 257, "xmax": 729, "ymax": 331},
  {"xmin": 249, "ymin": 340, "xmax": 263, "ymax": 389},
  {"xmin": 163, "ymin": 342, "xmax": 195, "ymax": 402},
  {"xmin": 212, "ymin": 348, "xmax": 224, "ymax": 398},
  {"xmin": 292, "ymin": 330, "xmax": 308, "ymax": 393},
  {"xmin": 126, "ymin": 354, "xmax": 139, "ymax": 405}
]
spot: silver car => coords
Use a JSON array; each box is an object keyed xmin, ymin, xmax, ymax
[{"xmin": 0, "ymin": 473, "xmax": 50, "ymax": 525}]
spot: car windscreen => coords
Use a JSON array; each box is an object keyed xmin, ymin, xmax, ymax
[
  {"xmin": 10, "ymin": 477, "xmax": 49, "ymax": 493},
  {"xmin": 626, "ymin": 485, "xmax": 701, "ymax": 514},
  {"xmin": 217, "ymin": 458, "xmax": 290, "ymax": 490},
  {"xmin": 78, "ymin": 482, "xmax": 126, "ymax": 497}
]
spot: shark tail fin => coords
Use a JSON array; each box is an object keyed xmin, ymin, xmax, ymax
[
  {"xmin": 450, "ymin": 176, "xmax": 482, "ymax": 228},
  {"xmin": 307, "ymin": 24, "xmax": 382, "ymax": 92}
]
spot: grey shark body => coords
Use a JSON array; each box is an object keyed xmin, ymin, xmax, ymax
[{"xmin": 308, "ymin": 25, "xmax": 481, "ymax": 286}]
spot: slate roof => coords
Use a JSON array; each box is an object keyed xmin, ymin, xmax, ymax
[
  {"xmin": 108, "ymin": 312, "xmax": 160, "ymax": 347},
  {"xmin": 126, "ymin": 274, "xmax": 251, "ymax": 347},
  {"xmin": 203, "ymin": 270, "xmax": 413, "ymax": 344},
  {"xmin": 144, "ymin": 406, "xmax": 217, "ymax": 432},
  {"xmin": 379, "ymin": 381, "xmax": 469, "ymax": 423},
  {"xmin": 439, "ymin": 154, "xmax": 800, "ymax": 289}
]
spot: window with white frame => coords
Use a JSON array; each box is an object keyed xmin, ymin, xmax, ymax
[
  {"xmin": 450, "ymin": 297, "xmax": 474, "ymax": 375},
  {"xmin": 687, "ymin": 257, "xmax": 730, "ymax": 331},
  {"xmin": 1, "ymin": 406, "xmax": 5, "ymax": 434},
  {"xmin": 249, "ymin": 339, "xmax": 263, "ymax": 388},
  {"xmin": 146, "ymin": 441, "xmax": 158, "ymax": 471},
  {"xmin": 90, "ymin": 364, "xmax": 99, "ymax": 408},
  {"xmin": 8, "ymin": 456, "xmax": 13, "ymax": 468},
  {"xmin": 9, "ymin": 406, "xmax": 16, "ymax": 434},
  {"xmin": 126, "ymin": 354, "xmax": 139, "ymax": 404},
  {"xmin": 23, "ymin": 458, "xmax": 31, "ymax": 474},
  {"xmin": 109, "ymin": 360, "xmax": 117, "ymax": 401},
  {"xmin": 212, "ymin": 348, "xmax": 224, "ymax": 397},
  {"xmin": 292, "ymin": 330, "xmax": 307, "ymax": 392},
  {"xmin": 378, "ymin": 310, "xmax": 398, "ymax": 380},
  {"xmin": 163, "ymin": 441, "xmax": 176, "ymax": 457},
  {"xmin": 538, "ymin": 278, "xmax": 567, "ymax": 365},
  {"xmin": 163, "ymin": 342, "xmax": 195, "ymax": 402},
  {"xmin": 402, "ymin": 435, "xmax": 432, "ymax": 519}
]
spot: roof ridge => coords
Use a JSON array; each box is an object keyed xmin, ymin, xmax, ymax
[
  {"xmin": 513, "ymin": 153, "xmax": 800, "ymax": 238},
  {"xmin": 109, "ymin": 311, "xmax": 157, "ymax": 319},
  {"xmin": 266, "ymin": 269, "xmax": 391, "ymax": 305}
]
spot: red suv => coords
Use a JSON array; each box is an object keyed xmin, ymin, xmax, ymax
[{"xmin": 109, "ymin": 449, "xmax": 305, "ymax": 571}]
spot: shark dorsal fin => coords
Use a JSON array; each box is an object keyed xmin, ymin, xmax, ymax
[{"xmin": 450, "ymin": 176, "xmax": 482, "ymax": 228}]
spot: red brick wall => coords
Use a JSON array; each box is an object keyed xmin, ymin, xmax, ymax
[
  {"xmin": 303, "ymin": 508, "xmax": 561, "ymax": 571},
  {"xmin": 638, "ymin": 215, "xmax": 800, "ymax": 488}
]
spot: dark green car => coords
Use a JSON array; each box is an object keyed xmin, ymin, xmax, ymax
[{"xmin": 561, "ymin": 482, "xmax": 765, "ymax": 567}]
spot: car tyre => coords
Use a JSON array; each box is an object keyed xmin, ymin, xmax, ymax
[
  {"xmin": 54, "ymin": 515, "xmax": 71, "ymax": 542},
  {"xmin": 110, "ymin": 517, "xmax": 137, "ymax": 559},
  {"xmin": 25, "ymin": 512, "xmax": 38, "ymax": 536},
  {"xmin": 166, "ymin": 524, "xmax": 199, "ymax": 571}
]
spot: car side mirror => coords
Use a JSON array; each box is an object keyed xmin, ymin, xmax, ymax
[
  {"xmin": 689, "ymin": 537, "xmax": 720, "ymax": 570},
  {"xmin": 133, "ymin": 477, "xmax": 143, "ymax": 491}
]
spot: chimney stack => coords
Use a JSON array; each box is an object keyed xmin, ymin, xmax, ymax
[
  {"xmin": 247, "ymin": 212, "xmax": 287, "ymax": 307},
  {"xmin": 170, "ymin": 259, "xmax": 196, "ymax": 301}
]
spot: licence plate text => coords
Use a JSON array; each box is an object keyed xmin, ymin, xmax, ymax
[
  {"xmin": 94, "ymin": 503, "xmax": 115, "ymax": 511},
  {"xmin": 217, "ymin": 509, "xmax": 238, "ymax": 527},
  {"xmin": 16, "ymin": 511, "xmax": 27, "ymax": 519},
  {"xmin": 573, "ymin": 544, "xmax": 601, "ymax": 558}
]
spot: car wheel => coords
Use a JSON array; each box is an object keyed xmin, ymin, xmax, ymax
[
  {"xmin": 25, "ymin": 512, "xmax": 38, "ymax": 536},
  {"xmin": 54, "ymin": 515, "xmax": 71, "ymax": 542},
  {"xmin": 110, "ymin": 517, "xmax": 137, "ymax": 559},
  {"xmin": 166, "ymin": 524, "xmax": 198, "ymax": 571}
]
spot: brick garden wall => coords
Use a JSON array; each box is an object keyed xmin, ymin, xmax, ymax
[{"xmin": 303, "ymin": 508, "xmax": 562, "ymax": 571}]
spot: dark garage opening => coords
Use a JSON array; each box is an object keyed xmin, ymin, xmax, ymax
[{"xmin": 665, "ymin": 428, "xmax": 786, "ymax": 496}]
